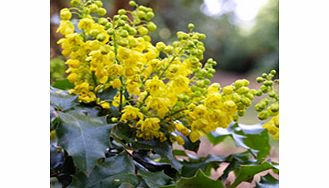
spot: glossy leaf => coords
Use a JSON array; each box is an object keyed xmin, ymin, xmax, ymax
[
  {"xmin": 256, "ymin": 173, "xmax": 279, "ymax": 188},
  {"xmin": 51, "ymin": 87, "xmax": 77, "ymax": 111},
  {"xmin": 138, "ymin": 168, "xmax": 172, "ymax": 188},
  {"xmin": 57, "ymin": 111, "xmax": 114, "ymax": 175},
  {"xmin": 87, "ymin": 152, "xmax": 135, "ymax": 187},
  {"xmin": 208, "ymin": 123, "xmax": 270, "ymax": 162},
  {"xmin": 176, "ymin": 170, "xmax": 225, "ymax": 188},
  {"xmin": 181, "ymin": 154, "xmax": 225, "ymax": 177},
  {"xmin": 229, "ymin": 162, "xmax": 273, "ymax": 188}
]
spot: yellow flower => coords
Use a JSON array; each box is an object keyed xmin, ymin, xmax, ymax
[
  {"xmin": 111, "ymin": 79, "xmax": 122, "ymax": 89},
  {"xmin": 67, "ymin": 73, "xmax": 78, "ymax": 83},
  {"xmin": 145, "ymin": 76, "xmax": 166, "ymax": 96},
  {"xmin": 60, "ymin": 8, "xmax": 72, "ymax": 20},
  {"xmin": 121, "ymin": 105, "xmax": 144, "ymax": 122},
  {"xmin": 57, "ymin": 21, "xmax": 74, "ymax": 36},
  {"xmin": 263, "ymin": 114, "xmax": 279, "ymax": 139},
  {"xmin": 78, "ymin": 18, "xmax": 94, "ymax": 32},
  {"xmin": 136, "ymin": 117, "xmax": 161, "ymax": 140},
  {"xmin": 112, "ymin": 93, "xmax": 125, "ymax": 107},
  {"xmin": 99, "ymin": 101, "xmax": 110, "ymax": 109},
  {"xmin": 146, "ymin": 97, "xmax": 170, "ymax": 118},
  {"xmin": 189, "ymin": 131, "xmax": 201, "ymax": 143},
  {"xmin": 208, "ymin": 83, "xmax": 221, "ymax": 94},
  {"xmin": 175, "ymin": 123, "xmax": 190, "ymax": 136}
]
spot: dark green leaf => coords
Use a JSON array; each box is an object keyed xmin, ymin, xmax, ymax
[
  {"xmin": 154, "ymin": 142, "xmax": 183, "ymax": 171},
  {"xmin": 68, "ymin": 171, "xmax": 89, "ymax": 188},
  {"xmin": 52, "ymin": 79, "xmax": 75, "ymax": 90},
  {"xmin": 51, "ymin": 87, "xmax": 77, "ymax": 111},
  {"xmin": 118, "ymin": 183, "xmax": 135, "ymax": 188},
  {"xmin": 112, "ymin": 126, "xmax": 183, "ymax": 172},
  {"xmin": 176, "ymin": 170, "xmax": 225, "ymax": 188},
  {"xmin": 96, "ymin": 86, "xmax": 118, "ymax": 101},
  {"xmin": 256, "ymin": 173, "xmax": 279, "ymax": 188},
  {"xmin": 57, "ymin": 111, "xmax": 114, "ymax": 175},
  {"xmin": 229, "ymin": 162, "xmax": 273, "ymax": 188},
  {"xmin": 220, "ymin": 151, "xmax": 254, "ymax": 181},
  {"xmin": 87, "ymin": 152, "xmax": 135, "ymax": 186},
  {"xmin": 138, "ymin": 168, "xmax": 172, "ymax": 188},
  {"xmin": 92, "ymin": 173, "xmax": 139, "ymax": 188},
  {"xmin": 181, "ymin": 155, "xmax": 225, "ymax": 177}
]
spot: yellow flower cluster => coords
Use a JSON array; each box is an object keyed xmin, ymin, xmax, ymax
[
  {"xmin": 263, "ymin": 114, "xmax": 279, "ymax": 139},
  {"xmin": 255, "ymin": 70, "xmax": 279, "ymax": 139},
  {"xmin": 57, "ymin": 0, "xmax": 257, "ymax": 144}
]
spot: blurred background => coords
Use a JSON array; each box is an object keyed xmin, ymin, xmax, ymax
[{"xmin": 50, "ymin": 0, "xmax": 279, "ymax": 124}]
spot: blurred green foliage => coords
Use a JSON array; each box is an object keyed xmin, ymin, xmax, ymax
[{"xmin": 50, "ymin": 57, "xmax": 66, "ymax": 84}]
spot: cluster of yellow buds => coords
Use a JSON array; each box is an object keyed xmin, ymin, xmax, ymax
[
  {"xmin": 255, "ymin": 70, "xmax": 279, "ymax": 139},
  {"xmin": 56, "ymin": 0, "xmax": 270, "ymax": 144}
]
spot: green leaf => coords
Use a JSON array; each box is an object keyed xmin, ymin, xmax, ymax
[
  {"xmin": 57, "ymin": 111, "xmax": 114, "ymax": 175},
  {"xmin": 96, "ymin": 86, "xmax": 118, "ymax": 101},
  {"xmin": 87, "ymin": 152, "xmax": 135, "ymax": 187},
  {"xmin": 208, "ymin": 123, "xmax": 270, "ymax": 162},
  {"xmin": 138, "ymin": 168, "xmax": 172, "ymax": 188},
  {"xmin": 173, "ymin": 149, "xmax": 188, "ymax": 157},
  {"xmin": 207, "ymin": 128, "xmax": 231, "ymax": 145},
  {"xmin": 118, "ymin": 183, "xmax": 135, "ymax": 188},
  {"xmin": 220, "ymin": 151, "xmax": 254, "ymax": 181},
  {"xmin": 91, "ymin": 173, "xmax": 139, "ymax": 188},
  {"xmin": 256, "ymin": 173, "xmax": 279, "ymax": 188},
  {"xmin": 112, "ymin": 124, "xmax": 183, "ymax": 172},
  {"xmin": 181, "ymin": 155, "xmax": 225, "ymax": 177},
  {"xmin": 51, "ymin": 87, "xmax": 77, "ymax": 111},
  {"xmin": 233, "ymin": 124, "xmax": 270, "ymax": 161},
  {"xmin": 229, "ymin": 162, "xmax": 273, "ymax": 188},
  {"xmin": 52, "ymin": 79, "xmax": 74, "ymax": 90},
  {"xmin": 176, "ymin": 170, "xmax": 225, "ymax": 188},
  {"xmin": 153, "ymin": 142, "xmax": 183, "ymax": 171}
]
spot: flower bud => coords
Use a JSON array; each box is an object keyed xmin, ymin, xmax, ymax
[
  {"xmin": 147, "ymin": 22, "xmax": 157, "ymax": 32},
  {"xmin": 111, "ymin": 117, "xmax": 118, "ymax": 123},
  {"xmin": 270, "ymin": 70, "xmax": 277, "ymax": 76},
  {"xmin": 97, "ymin": 8, "xmax": 107, "ymax": 16},
  {"xmin": 60, "ymin": 8, "xmax": 72, "ymax": 20},
  {"xmin": 118, "ymin": 9, "xmax": 126, "ymax": 15},
  {"xmin": 96, "ymin": 34, "xmax": 105, "ymax": 41},
  {"xmin": 94, "ymin": 1, "xmax": 103, "ymax": 7},
  {"xmin": 70, "ymin": 0, "xmax": 80, "ymax": 7},
  {"xmin": 137, "ymin": 26, "xmax": 148, "ymax": 35},
  {"xmin": 188, "ymin": 23, "xmax": 195, "ymax": 31},
  {"xmin": 137, "ymin": 10, "xmax": 146, "ymax": 19},
  {"xmin": 145, "ymin": 12, "xmax": 154, "ymax": 20},
  {"xmin": 98, "ymin": 17, "xmax": 108, "ymax": 25},
  {"xmin": 107, "ymin": 28, "xmax": 114, "ymax": 35},
  {"xmin": 223, "ymin": 85, "xmax": 234, "ymax": 95},
  {"xmin": 120, "ymin": 30, "xmax": 129, "ymax": 37},
  {"xmin": 260, "ymin": 85, "xmax": 269, "ymax": 93},
  {"xmin": 89, "ymin": 4, "xmax": 98, "ymax": 12},
  {"xmin": 129, "ymin": 1, "xmax": 137, "ymax": 7},
  {"xmin": 264, "ymin": 80, "xmax": 273, "ymax": 87},
  {"xmin": 256, "ymin": 77, "xmax": 264, "ymax": 83},
  {"xmin": 258, "ymin": 111, "xmax": 269, "ymax": 120},
  {"xmin": 128, "ymin": 27, "xmax": 137, "ymax": 35}
]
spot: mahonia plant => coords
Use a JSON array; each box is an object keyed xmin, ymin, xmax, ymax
[
  {"xmin": 56, "ymin": 0, "xmax": 273, "ymax": 145},
  {"xmin": 52, "ymin": 0, "xmax": 279, "ymax": 187}
]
